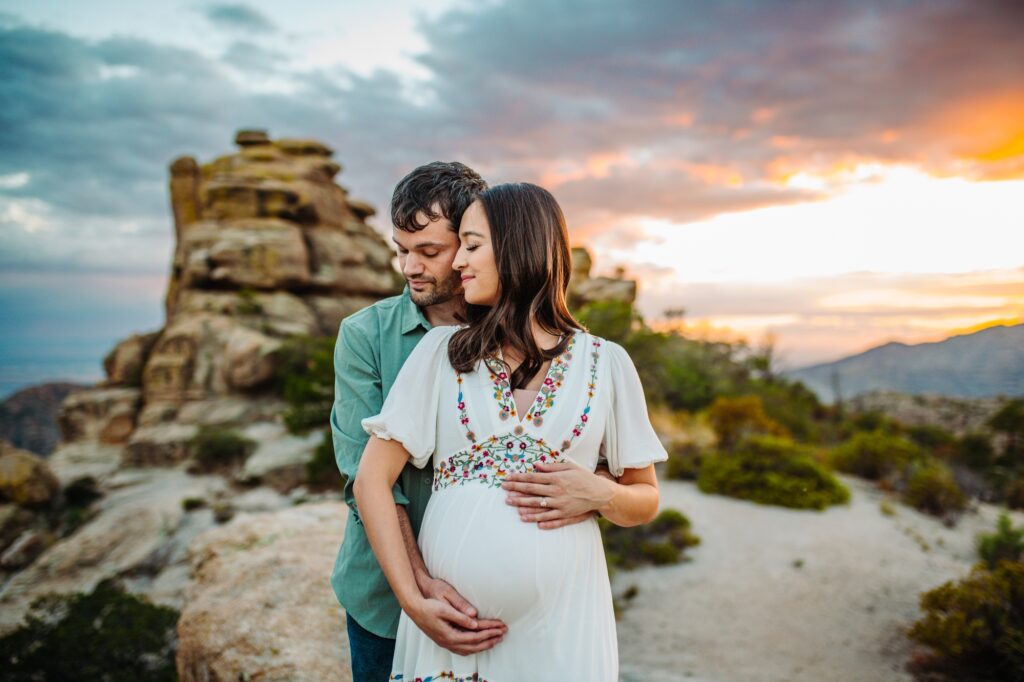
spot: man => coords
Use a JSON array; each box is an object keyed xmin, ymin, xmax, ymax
[{"xmin": 330, "ymin": 162, "xmax": 608, "ymax": 680}]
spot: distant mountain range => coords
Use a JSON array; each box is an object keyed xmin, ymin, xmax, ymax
[{"xmin": 783, "ymin": 323, "xmax": 1024, "ymax": 404}]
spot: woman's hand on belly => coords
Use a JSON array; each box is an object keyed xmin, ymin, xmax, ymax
[
  {"xmin": 406, "ymin": 595, "xmax": 507, "ymax": 656},
  {"xmin": 501, "ymin": 460, "xmax": 615, "ymax": 529}
]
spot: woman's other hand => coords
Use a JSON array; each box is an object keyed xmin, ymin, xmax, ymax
[
  {"xmin": 407, "ymin": 595, "xmax": 506, "ymax": 656},
  {"xmin": 501, "ymin": 460, "xmax": 615, "ymax": 529}
]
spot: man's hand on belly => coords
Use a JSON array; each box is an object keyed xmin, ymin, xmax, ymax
[
  {"xmin": 501, "ymin": 460, "xmax": 616, "ymax": 530},
  {"xmin": 407, "ymin": 585, "xmax": 507, "ymax": 656}
]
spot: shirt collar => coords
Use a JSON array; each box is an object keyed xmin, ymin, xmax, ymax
[{"xmin": 399, "ymin": 284, "xmax": 432, "ymax": 335}]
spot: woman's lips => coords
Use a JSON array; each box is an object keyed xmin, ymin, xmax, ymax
[{"xmin": 461, "ymin": 275, "xmax": 475, "ymax": 283}]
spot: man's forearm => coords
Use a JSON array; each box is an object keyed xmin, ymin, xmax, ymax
[{"xmin": 397, "ymin": 504, "xmax": 430, "ymax": 590}]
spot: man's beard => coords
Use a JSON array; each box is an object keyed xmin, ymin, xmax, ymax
[{"xmin": 408, "ymin": 270, "xmax": 463, "ymax": 307}]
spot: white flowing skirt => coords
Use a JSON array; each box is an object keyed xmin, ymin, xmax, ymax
[{"xmin": 390, "ymin": 482, "xmax": 618, "ymax": 681}]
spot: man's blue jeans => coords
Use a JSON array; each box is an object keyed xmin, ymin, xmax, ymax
[{"xmin": 347, "ymin": 613, "xmax": 396, "ymax": 681}]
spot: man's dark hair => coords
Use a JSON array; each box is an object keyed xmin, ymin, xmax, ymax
[{"xmin": 390, "ymin": 161, "xmax": 488, "ymax": 233}]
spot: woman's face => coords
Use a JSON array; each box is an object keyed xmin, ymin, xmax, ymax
[{"xmin": 453, "ymin": 200, "xmax": 500, "ymax": 306}]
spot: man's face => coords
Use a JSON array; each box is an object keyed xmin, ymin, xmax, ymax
[{"xmin": 392, "ymin": 204, "xmax": 463, "ymax": 307}]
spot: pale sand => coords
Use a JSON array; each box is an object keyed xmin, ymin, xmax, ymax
[{"xmin": 614, "ymin": 474, "xmax": 1023, "ymax": 682}]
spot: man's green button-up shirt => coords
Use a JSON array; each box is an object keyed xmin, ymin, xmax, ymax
[{"xmin": 329, "ymin": 285, "xmax": 434, "ymax": 639}]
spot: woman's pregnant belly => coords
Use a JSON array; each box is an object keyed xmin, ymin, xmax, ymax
[{"xmin": 416, "ymin": 483, "xmax": 601, "ymax": 625}]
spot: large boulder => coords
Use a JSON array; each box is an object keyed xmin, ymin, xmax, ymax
[
  {"xmin": 57, "ymin": 387, "xmax": 142, "ymax": 444},
  {"xmin": 102, "ymin": 331, "xmax": 161, "ymax": 388},
  {"xmin": 176, "ymin": 501, "xmax": 351, "ymax": 682},
  {"xmin": 46, "ymin": 441, "xmax": 124, "ymax": 485},
  {"xmin": 237, "ymin": 422, "xmax": 322, "ymax": 491},
  {"xmin": 0, "ymin": 441, "xmax": 59, "ymax": 507},
  {"xmin": 567, "ymin": 246, "xmax": 637, "ymax": 308}
]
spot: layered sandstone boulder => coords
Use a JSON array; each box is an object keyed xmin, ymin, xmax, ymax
[
  {"xmin": 568, "ymin": 246, "xmax": 637, "ymax": 308},
  {"xmin": 176, "ymin": 501, "xmax": 351, "ymax": 682},
  {"xmin": 56, "ymin": 130, "xmax": 399, "ymax": 471}
]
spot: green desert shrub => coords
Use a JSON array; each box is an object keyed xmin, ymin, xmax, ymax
[
  {"xmin": 901, "ymin": 460, "xmax": 969, "ymax": 517},
  {"xmin": 989, "ymin": 398, "xmax": 1024, "ymax": 465},
  {"xmin": 830, "ymin": 429, "xmax": 925, "ymax": 481},
  {"xmin": 273, "ymin": 334, "xmax": 336, "ymax": 434},
  {"xmin": 189, "ymin": 426, "xmax": 256, "ymax": 471},
  {"xmin": 977, "ymin": 512, "xmax": 1024, "ymax": 569},
  {"xmin": 907, "ymin": 424, "xmax": 957, "ymax": 458},
  {"xmin": 574, "ymin": 299, "xmax": 638, "ymax": 344},
  {"xmin": 0, "ymin": 580, "xmax": 178, "ymax": 681},
  {"xmin": 599, "ymin": 508, "xmax": 700, "ymax": 572},
  {"xmin": 664, "ymin": 442, "xmax": 704, "ymax": 481},
  {"xmin": 907, "ymin": 560, "xmax": 1024, "ymax": 682},
  {"xmin": 697, "ymin": 435, "xmax": 850, "ymax": 510},
  {"xmin": 306, "ymin": 428, "xmax": 345, "ymax": 491},
  {"xmin": 955, "ymin": 431, "xmax": 997, "ymax": 471},
  {"xmin": 706, "ymin": 395, "xmax": 789, "ymax": 452},
  {"xmin": 1004, "ymin": 477, "xmax": 1024, "ymax": 510}
]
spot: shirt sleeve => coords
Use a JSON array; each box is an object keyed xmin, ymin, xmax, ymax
[
  {"xmin": 600, "ymin": 340, "xmax": 669, "ymax": 477},
  {"xmin": 330, "ymin": 315, "xmax": 410, "ymax": 524},
  {"xmin": 361, "ymin": 325, "xmax": 456, "ymax": 469}
]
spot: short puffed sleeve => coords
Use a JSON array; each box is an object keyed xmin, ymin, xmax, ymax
[
  {"xmin": 361, "ymin": 325, "xmax": 458, "ymax": 469},
  {"xmin": 600, "ymin": 340, "xmax": 669, "ymax": 477}
]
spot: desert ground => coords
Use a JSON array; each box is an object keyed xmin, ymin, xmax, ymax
[{"xmin": 614, "ymin": 474, "xmax": 1020, "ymax": 682}]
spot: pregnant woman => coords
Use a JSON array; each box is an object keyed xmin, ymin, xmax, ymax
[{"xmin": 354, "ymin": 182, "xmax": 668, "ymax": 680}]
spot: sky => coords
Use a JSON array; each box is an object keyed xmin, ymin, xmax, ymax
[{"xmin": 0, "ymin": 0, "xmax": 1022, "ymax": 397}]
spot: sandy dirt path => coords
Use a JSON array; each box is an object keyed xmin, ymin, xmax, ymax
[{"xmin": 614, "ymin": 474, "xmax": 1022, "ymax": 682}]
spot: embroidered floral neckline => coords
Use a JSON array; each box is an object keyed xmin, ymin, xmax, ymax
[
  {"xmin": 455, "ymin": 332, "xmax": 578, "ymax": 444},
  {"xmin": 436, "ymin": 335, "xmax": 603, "ymax": 491},
  {"xmin": 485, "ymin": 332, "xmax": 577, "ymax": 427}
]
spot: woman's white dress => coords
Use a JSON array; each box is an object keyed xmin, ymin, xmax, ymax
[{"xmin": 362, "ymin": 325, "xmax": 668, "ymax": 682}]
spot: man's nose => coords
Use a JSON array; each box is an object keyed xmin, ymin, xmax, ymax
[{"xmin": 403, "ymin": 253, "xmax": 424, "ymax": 275}]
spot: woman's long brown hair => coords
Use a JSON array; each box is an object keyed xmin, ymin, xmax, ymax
[{"xmin": 448, "ymin": 182, "xmax": 583, "ymax": 390}]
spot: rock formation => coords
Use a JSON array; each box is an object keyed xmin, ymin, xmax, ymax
[
  {"xmin": 568, "ymin": 247, "xmax": 637, "ymax": 309},
  {"xmin": 0, "ymin": 131, "xmax": 396, "ymax": 669},
  {"xmin": 176, "ymin": 502, "xmax": 351, "ymax": 681}
]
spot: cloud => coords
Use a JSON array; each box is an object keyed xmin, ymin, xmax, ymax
[
  {"xmin": 1, "ymin": 1, "xmax": 1022, "ymax": 279},
  {"xmin": 201, "ymin": 3, "xmax": 276, "ymax": 34},
  {"xmin": 222, "ymin": 40, "xmax": 289, "ymax": 73}
]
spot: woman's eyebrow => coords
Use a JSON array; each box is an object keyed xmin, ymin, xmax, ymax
[{"xmin": 460, "ymin": 230, "xmax": 485, "ymax": 239}]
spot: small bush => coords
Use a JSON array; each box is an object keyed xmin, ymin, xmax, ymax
[
  {"xmin": 706, "ymin": 395, "xmax": 789, "ymax": 452},
  {"xmin": 977, "ymin": 512, "xmax": 1024, "ymax": 569},
  {"xmin": 272, "ymin": 335, "xmax": 335, "ymax": 434},
  {"xmin": 698, "ymin": 435, "xmax": 850, "ymax": 510},
  {"xmin": 188, "ymin": 426, "xmax": 256, "ymax": 472},
  {"xmin": 599, "ymin": 508, "xmax": 700, "ymax": 572},
  {"xmin": 181, "ymin": 497, "xmax": 206, "ymax": 511},
  {"xmin": 62, "ymin": 477, "xmax": 102, "ymax": 508},
  {"xmin": 955, "ymin": 432, "xmax": 997, "ymax": 471},
  {"xmin": 907, "ymin": 560, "xmax": 1024, "ymax": 681},
  {"xmin": 1005, "ymin": 478, "xmax": 1024, "ymax": 510},
  {"xmin": 664, "ymin": 442, "xmax": 704, "ymax": 480},
  {"xmin": 830, "ymin": 429, "xmax": 925, "ymax": 481},
  {"xmin": 0, "ymin": 580, "xmax": 178, "ymax": 681},
  {"xmin": 574, "ymin": 299, "xmax": 638, "ymax": 344},
  {"xmin": 901, "ymin": 460, "xmax": 968, "ymax": 518},
  {"xmin": 907, "ymin": 424, "xmax": 957, "ymax": 458},
  {"xmin": 306, "ymin": 429, "xmax": 345, "ymax": 491}
]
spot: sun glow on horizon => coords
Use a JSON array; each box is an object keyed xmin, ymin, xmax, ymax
[{"xmin": 600, "ymin": 163, "xmax": 1024, "ymax": 365}]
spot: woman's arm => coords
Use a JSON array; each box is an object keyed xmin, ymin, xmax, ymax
[
  {"xmin": 501, "ymin": 461, "xmax": 659, "ymax": 528},
  {"xmin": 354, "ymin": 436, "xmax": 507, "ymax": 654},
  {"xmin": 353, "ymin": 436, "xmax": 424, "ymax": 610}
]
